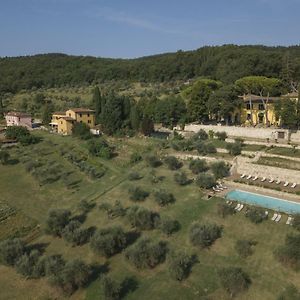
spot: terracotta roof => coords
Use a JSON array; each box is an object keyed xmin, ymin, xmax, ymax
[
  {"xmin": 69, "ymin": 108, "xmax": 95, "ymax": 113},
  {"xmin": 52, "ymin": 111, "xmax": 66, "ymax": 116},
  {"xmin": 5, "ymin": 111, "xmax": 31, "ymax": 118},
  {"xmin": 58, "ymin": 116, "xmax": 75, "ymax": 121}
]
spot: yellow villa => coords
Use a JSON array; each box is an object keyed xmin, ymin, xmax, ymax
[
  {"xmin": 50, "ymin": 108, "xmax": 95, "ymax": 135},
  {"xmin": 237, "ymin": 92, "xmax": 299, "ymax": 127}
]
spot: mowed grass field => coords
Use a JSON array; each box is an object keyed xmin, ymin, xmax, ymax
[{"xmin": 0, "ymin": 131, "xmax": 300, "ymax": 299}]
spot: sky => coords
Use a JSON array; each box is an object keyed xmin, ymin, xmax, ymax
[{"xmin": 0, "ymin": 0, "xmax": 300, "ymax": 58}]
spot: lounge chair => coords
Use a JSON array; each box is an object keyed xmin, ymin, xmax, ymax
[
  {"xmin": 265, "ymin": 211, "xmax": 269, "ymax": 216},
  {"xmin": 284, "ymin": 182, "xmax": 289, "ymax": 187},
  {"xmin": 235, "ymin": 203, "xmax": 241, "ymax": 210},
  {"xmin": 261, "ymin": 177, "xmax": 266, "ymax": 182},
  {"xmin": 275, "ymin": 214, "xmax": 282, "ymax": 222},
  {"xmin": 276, "ymin": 179, "xmax": 281, "ymax": 185},
  {"xmin": 269, "ymin": 178, "xmax": 274, "ymax": 183},
  {"xmin": 241, "ymin": 174, "xmax": 246, "ymax": 178},
  {"xmin": 247, "ymin": 175, "xmax": 252, "ymax": 180},
  {"xmin": 238, "ymin": 204, "xmax": 244, "ymax": 211},
  {"xmin": 291, "ymin": 183, "xmax": 297, "ymax": 188},
  {"xmin": 219, "ymin": 183, "xmax": 228, "ymax": 189},
  {"xmin": 212, "ymin": 187, "xmax": 220, "ymax": 192},
  {"xmin": 286, "ymin": 216, "xmax": 292, "ymax": 225},
  {"xmin": 271, "ymin": 213, "xmax": 278, "ymax": 221},
  {"xmin": 216, "ymin": 185, "xmax": 224, "ymax": 190},
  {"xmin": 252, "ymin": 176, "xmax": 258, "ymax": 181}
]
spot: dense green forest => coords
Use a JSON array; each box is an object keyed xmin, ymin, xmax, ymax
[{"xmin": 1, "ymin": 45, "xmax": 300, "ymax": 93}]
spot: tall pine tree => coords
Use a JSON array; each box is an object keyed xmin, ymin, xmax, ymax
[{"xmin": 91, "ymin": 86, "xmax": 103, "ymax": 123}]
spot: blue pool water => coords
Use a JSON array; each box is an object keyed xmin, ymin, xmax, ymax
[{"xmin": 226, "ymin": 189, "xmax": 300, "ymax": 214}]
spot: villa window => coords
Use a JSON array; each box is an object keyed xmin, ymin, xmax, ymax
[
  {"xmin": 258, "ymin": 104, "xmax": 265, "ymax": 110},
  {"xmin": 247, "ymin": 114, "xmax": 251, "ymax": 120},
  {"xmin": 87, "ymin": 113, "xmax": 90, "ymax": 117},
  {"xmin": 88, "ymin": 120, "xmax": 91, "ymax": 124},
  {"xmin": 246, "ymin": 103, "xmax": 253, "ymax": 110},
  {"xmin": 69, "ymin": 113, "xmax": 71, "ymax": 117},
  {"xmin": 79, "ymin": 113, "xmax": 82, "ymax": 117}
]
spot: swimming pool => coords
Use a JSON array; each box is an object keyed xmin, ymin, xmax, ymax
[{"xmin": 225, "ymin": 189, "xmax": 300, "ymax": 214}]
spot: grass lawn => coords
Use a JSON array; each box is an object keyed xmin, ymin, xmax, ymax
[
  {"xmin": 267, "ymin": 146, "xmax": 300, "ymax": 158},
  {"xmin": 255, "ymin": 156, "xmax": 300, "ymax": 171},
  {"xmin": 0, "ymin": 132, "xmax": 300, "ymax": 299}
]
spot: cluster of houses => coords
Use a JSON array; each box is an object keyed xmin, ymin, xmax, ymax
[
  {"xmin": 4, "ymin": 108, "xmax": 97, "ymax": 135},
  {"xmin": 3, "ymin": 91, "xmax": 299, "ymax": 134}
]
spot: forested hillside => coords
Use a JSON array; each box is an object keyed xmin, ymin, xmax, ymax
[{"xmin": 1, "ymin": 45, "xmax": 300, "ymax": 93}]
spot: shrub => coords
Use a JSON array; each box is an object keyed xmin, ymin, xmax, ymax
[
  {"xmin": 159, "ymin": 217, "xmax": 180, "ymax": 236},
  {"xmin": 87, "ymin": 138, "xmax": 113, "ymax": 159},
  {"xmin": 102, "ymin": 276, "xmax": 122, "ymax": 300},
  {"xmin": 189, "ymin": 223, "xmax": 222, "ymax": 248},
  {"xmin": 19, "ymin": 134, "xmax": 40, "ymax": 146},
  {"xmin": 130, "ymin": 152, "xmax": 142, "ymax": 164},
  {"xmin": 77, "ymin": 199, "xmax": 95, "ymax": 214},
  {"xmin": 145, "ymin": 155, "xmax": 161, "ymax": 168},
  {"xmin": 0, "ymin": 238, "xmax": 26, "ymax": 265},
  {"xmin": 100, "ymin": 201, "xmax": 126, "ymax": 219},
  {"xmin": 72, "ymin": 122, "xmax": 92, "ymax": 140},
  {"xmin": 5, "ymin": 126, "xmax": 29, "ymax": 140},
  {"xmin": 154, "ymin": 190, "xmax": 175, "ymax": 206},
  {"xmin": 15, "ymin": 249, "xmax": 42, "ymax": 277},
  {"xmin": 168, "ymin": 250, "xmax": 194, "ymax": 281},
  {"xmin": 128, "ymin": 172, "xmax": 142, "ymax": 181},
  {"xmin": 45, "ymin": 209, "xmax": 71, "ymax": 237},
  {"xmin": 210, "ymin": 161, "xmax": 230, "ymax": 179},
  {"xmin": 217, "ymin": 203, "xmax": 235, "ymax": 218},
  {"xmin": 42, "ymin": 255, "xmax": 65, "ymax": 278},
  {"xmin": 245, "ymin": 207, "xmax": 267, "ymax": 224},
  {"xmin": 291, "ymin": 214, "xmax": 300, "ymax": 230},
  {"xmin": 164, "ymin": 156, "xmax": 182, "ymax": 170},
  {"xmin": 125, "ymin": 238, "xmax": 167, "ymax": 269},
  {"xmin": 62, "ymin": 221, "xmax": 91, "ymax": 246},
  {"xmin": 275, "ymin": 234, "xmax": 300, "ymax": 269},
  {"xmin": 277, "ymin": 284, "xmax": 300, "ymax": 300},
  {"xmin": 208, "ymin": 130, "xmax": 214, "ymax": 139},
  {"xmin": 127, "ymin": 206, "xmax": 159, "ymax": 230},
  {"xmin": 174, "ymin": 172, "xmax": 190, "ymax": 186},
  {"xmin": 226, "ymin": 142, "xmax": 242, "ymax": 156},
  {"xmin": 195, "ymin": 141, "xmax": 216, "ymax": 155},
  {"xmin": 195, "ymin": 173, "xmax": 216, "ymax": 189},
  {"xmin": 90, "ymin": 226, "xmax": 127, "ymax": 257},
  {"xmin": 128, "ymin": 186, "xmax": 149, "ymax": 202},
  {"xmin": 170, "ymin": 139, "xmax": 194, "ymax": 152},
  {"xmin": 215, "ymin": 131, "xmax": 227, "ymax": 141},
  {"xmin": 189, "ymin": 159, "xmax": 208, "ymax": 174},
  {"xmin": 193, "ymin": 129, "xmax": 208, "ymax": 141},
  {"xmin": 0, "ymin": 150, "xmax": 10, "ymax": 165},
  {"xmin": 218, "ymin": 267, "xmax": 251, "ymax": 297},
  {"xmin": 235, "ymin": 240, "xmax": 255, "ymax": 258},
  {"xmin": 205, "ymin": 142, "xmax": 217, "ymax": 154}
]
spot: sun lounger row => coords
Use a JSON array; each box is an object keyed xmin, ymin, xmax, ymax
[
  {"xmin": 212, "ymin": 183, "xmax": 228, "ymax": 192},
  {"xmin": 240, "ymin": 174, "xmax": 297, "ymax": 188}
]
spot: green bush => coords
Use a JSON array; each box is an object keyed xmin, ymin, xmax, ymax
[
  {"xmin": 215, "ymin": 131, "xmax": 228, "ymax": 141},
  {"xmin": 45, "ymin": 209, "xmax": 71, "ymax": 237},
  {"xmin": 127, "ymin": 206, "xmax": 159, "ymax": 230},
  {"xmin": 275, "ymin": 234, "xmax": 300, "ymax": 269},
  {"xmin": 99, "ymin": 201, "xmax": 126, "ymax": 219},
  {"xmin": 87, "ymin": 138, "xmax": 113, "ymax": 159},
  {"xmin": 192, "ymin": 129, "xmax": 208, "ymax": 141},
  {"xmin": 195, "ymin": 141, "xmax": 216, "ymax": 155},
  {"xmin": 128, "ymin": 172, "xmax": 142, "ymax": 181},
  {"xmin": 15, "ymin": 249, "xmax": 42, "ymax": 278},
  {"xmin": 102, "ymin": 276, "xmax": 122, "ymax": 300},
  {"xmin": 154, "ymin": 190, "xmax": 175, "ymax": 206},
  {"xmin": 174, "ymin": 172, "xmax": 190, "ymax": 186},
  {"xmin": 159, "ymin": 217, "xmax": 180, "ymax": 236},
  {"xmin": 72, "ymin": 122, "xmax": 92, "ymax": 140},
  {"xmin": 90, "ymin": 226, "xmax": 127, "ymax": 257},
  {"xmin": 145, "ymin": 155, "xmax": 162, "ymax": 168},
  {"xmin": 210, "ymin": 161, "xmax": 230, "ymax": 179},
  {"xmin": 189, "ymin": 223, "xmax": 222, "ymax": 248},
  {"xmin": 235, "ymin": 240, "xmax": 256, "ymax": 258},
  {"xmin": 0, "ymin": 238, "xmax": 26, "ymax": 265},
  {"xmin": 195, "ymin": 173, "xmax": 216, "ymax": 189},
  {"xmin": 0, "ymin": 150, "xmax": 10, "ymax": 165},
  {"xmin": 189, "ymin": 159, "xmax": 208, "ymax": 174},
  {"xmin": 245, "ymin": 207, "xmax": 267, "ymax": 224},
  {"xmin": 218, "ymin": 267, "xmax": 251, "ymax": 297},
  {"xmin": 128, "ymin": 186, "xmax": 149, "ymax": 202},
  {"xmin": 125, "ymin": 238, "xmax": 167, "ymax": 269},
  {"xmin": 62, "ymin": 221, "xmax": 91, "ymax": 246},
  {"xmin": 226, "ymin": 142, "xmax": 242, "ymax": 156},
  {"xmin": 168, "ymin": 250, "xmax": 194, "ymax": 281},
  {"xmin": 164, "ymin": 156, "xmax": 182, "ymax": 170},
  {"xmin": 217, "ymin": 203, "xmax": 235, "ymax": 218},
  {"xmin": 5, "ymin": 126, "xmax": 29, "ymax": 140}
]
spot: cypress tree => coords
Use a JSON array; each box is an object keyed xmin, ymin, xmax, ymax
[
  {"xmin": 0, "ymin": 97, "xmax": 4, "ymax": 119},
  {"xmin": 92, "ymin": 87, "xmax": 102, "ymax": 123},
  {"xmin": 130, "ymin": 105, "xmax": 141, "ymax": 131}
]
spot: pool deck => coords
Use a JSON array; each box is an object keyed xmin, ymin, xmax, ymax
[{"xmin": 222, "ymin": 180, "xmax": 300, "ymax": 204}]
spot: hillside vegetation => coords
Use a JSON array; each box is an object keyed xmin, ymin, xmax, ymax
[{"xmin": 1, "ymin": 45, "xmax": 300, "ymax": 93}]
